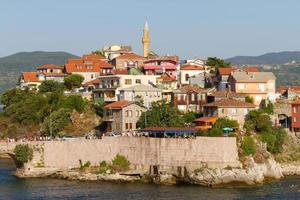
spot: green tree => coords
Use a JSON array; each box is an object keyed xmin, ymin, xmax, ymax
[
  {"xmin": 137, "ymin": 100, "xmax": 184, "ymax": 128},
  {"xmin": 245, "ymin": 96, "xmax": 254, "ymax": 104},
  {"xmin": 38, "ymin": 80, "xmax": 65, "ymax": 93},
  {"xmin": 64, "ymin": 74, "xmax": 84, "ymax": 90},
  {"xmin": 206, "ymin": 57, "xmax": 230, "ymax": 69},
  {"xmin": 183, "ymin": 112, "xmax": 198, "ymax": 126},
  {"xmin": 111, "ymin": 154, "xmax": 130, "ymax": 172},
  {"xmin": 213, "ymin": 117, "xmax": 239, "ymax": 129},
  {"xmin": 41, "ymin": 108, "xmax": 70, "ymax": 137},
  {"xmin": 94, "ymin": 98, "xmax": 106, "ymax": 117},
  {"xmin": 60, "ymin": 95, "xmax": 87, "ymax": 113},
  {"xmin": 14, "ymin": 144, "xmax": 33, "ymax": 166},
  {"xmin": 241, "ymin": 136, "xmax": 256, "ymax": 156},
  {"xmin": 260, "ymin": 99, "xmax": 274, "ymax": 114},
  {"xmin": 0, "ymin": 88, "xmax": 33, "ymax": 107}
]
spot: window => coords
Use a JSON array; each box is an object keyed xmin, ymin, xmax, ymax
[
  {"xmin": 258, "ymin": 83, "xmax": 266, "ymax": 91},
  {"xmin": 231, "ymin": 108, "xmax": 237, "ymax": 114},
  {"xmin": 91, "ymin": 75, "xmax": 94, "ymax": 79},
  {"xmin": 293, "ymin": 106, "xmax": 297, "ymax": 113},
  {"xmin": 185, "ymin": 74, "xmax": 189, "ymax": 81},
  {"xmin": 129, "ymin": 123, "xmax": 132, "ymax": 129},
  {"xmin": 191, "ymin": 93, "xmax": 195, "ymax": 101},
  {"xmin": 125, "ymin": 123, "xmax": 129, "ymax": 129},
  {"xmin": 125, "ymin": 79, "xmax": 132, "ymax": 85},
  {"xmin": 125, "ymin": 110, "xmax": 129, "ymax": 117},
  {"xmin": 136, "ymin": 79, "xmax": 141, "ymax": 84},
  {"xmin": 294, "ymin": 117, "xmax": 297, "ymax": 123},
  {"xmin": 136, "ymin": 110, "xmax": 139, "ymax": 117},
  {"xmin": 244, "ymin": 109, "xmax": 249, "ymax": 115},
  {"xmin": 238, "ymin": 83, "xmax": 245, "ymax": 90},
  {"xmin": 221, "ymin": 108, "xmax": 225, "ymax": 114},
  {"xmin": 128, "ymin": 110, "xmax": 132, "ymax": 117}
]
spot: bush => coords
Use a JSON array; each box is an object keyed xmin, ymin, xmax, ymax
[
  {"xmin": 64, "ymin": 74, "xmax": 84, "ymax": 90},
  {"xmin": 60, "ymin": 95, "xmax": 87, "ymax": 113},
  {"xmin": 112, "ymin": 154, "xmax": 130, "ymax": 172},
  {"xmin": 14, "ymin": 144, "xmax": 33, "ymax": 166},
  {"xmin": 210, "ymin": 128, "xmax": 223, "ymax": 137},
  {"xmin": 261, "ymin": 128, "xmax": 287, "ymax": 154},
  {"xmin": 79, "ymin": 160, "xmax": 91, "ymax": 171},
  {"xmin": 241, "ymin": 136, "xmax": 256, "ymax": 156}
]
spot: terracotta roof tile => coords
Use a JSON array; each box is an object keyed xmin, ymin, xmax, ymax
[
  {"xmin": 218, "ymin": 67, "xmax": 237, "ymax": 75},
  {"xmin": 112, "ymin": 69, "xmax": 128, "ymax": 75},
  {"xmin": 104, "ymin": 101, "xmax": 131, "ymax": 109},
  {"xmin": 203, "ymin": 98, "xmax": 255, "ymax": 108},
  {"xmin": 39, "ymin": 72, "xmax": 67, "ymax": 77},
  {"xmin": 65, "ymin": 59, "xmax": 113, "ymax": 73},
  {"xmin": 277, "ymin": 86, "xmax": 300, "ymax": 93},
  {"xmin": 180, "ymin": 64, "xmax": 204, "ymax": 70},
  {"xmin": 83, "ymin": 54, "xmax": 106, "ymax": 60},
  {"xmin": 83, "ymin": 78, "xmax": 100, "ymax": 87},
  {"xmin": 22, "ymin": 72, "xmax": 39, "ymax": 82},
  {"xmin": 158, "ymin": 74, "xmax": 177, "ymax": 82},
  {"xmin": 173, "ymin": 85, "xmax": 206, "ymax": 93},
  {"xmin": 115, "ymin": 53, "xmax": 145, "ymax": 60},
  {"xmin": 208, "ymin": 91, "xmax": 246, "ymax": 98}
]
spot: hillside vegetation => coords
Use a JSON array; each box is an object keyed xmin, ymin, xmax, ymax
[{"xmin": 0, "ymin": 51, "xmax": 78, "ymax": 94}]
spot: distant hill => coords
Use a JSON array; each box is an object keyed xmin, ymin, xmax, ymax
[
  {"xmin": 0, "ymin": 51, "xmax": 78, "ymax": 94},
  {"xmin": 226, "ymin": 51, "xmax": 300, "ymax": 65}
]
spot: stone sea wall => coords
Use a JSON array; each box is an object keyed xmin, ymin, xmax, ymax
[{"xmin": 39, "ymin": 136, "xmax": 239, "ymax": 170}]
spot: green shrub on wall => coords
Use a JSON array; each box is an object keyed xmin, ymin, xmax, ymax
[
  {"xmin": 241, "ymin": 136, "xmax": 256, "ymax": 156},
  {"xmin": 14, "ymin": 144, "xmax": 33, "ymax": 166},
  {"xmin": 112, "ymin": 154, "xmax": 130, "ymax": 172}
]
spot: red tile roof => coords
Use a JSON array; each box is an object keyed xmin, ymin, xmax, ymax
[
  {"xmin": 174, "ymin": 85, "xmax": 206, "ymax": 93},
  {"xmin": 203, "ymin": 98, "xmax": 255, "ymax": 108},
  {"xmin": 83, "ymin": 54, "xmax": 106, "ymax": 60},
  {"xmin": 115, "ymin": 53, "xmax": 145, "ymax": 60},
  {"xmin": 22, "ymin": 72, "xmax": 39, "ymax": 83},
  {"xmin": 277, "ymin": 86, "xmax": 300, "ymax": 94},
  {"xmin": 83, "ymin": 78, "xmax": 100, "ymax": 87},
  {"xmin": 158, "ymin": 74, "xmax": 177, "ymax": 82},
  {"xmin": 244, "ymin": 66, "xmax": 259, "ymax": 72},
  {"xmin": 180, "ymin": 64, "xmax": 204, "ymax": 70},
  {"xmin": 36, "ymin": 64, "xmax": 63, "ymax": 70},
  {"xmin": 218, "ymin": 67, "xmax": 237, "ymax": 75},
  {"xmin": 104, "ymin": 101, "xmax": 131, "ymax": 109},
  {"xmin": 208, "ymin": 91, "xmax": 246, "ymax": 98},
  {"xmin": 65, "ymin": 58, "xmax": 113, "ymax": 73}
]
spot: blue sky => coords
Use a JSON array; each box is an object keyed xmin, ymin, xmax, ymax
[{"xmin": 1, "ymin": 0, "xmax": 300, "ymax": 59}]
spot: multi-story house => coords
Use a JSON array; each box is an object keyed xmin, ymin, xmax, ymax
[
  {"xmin": 65, "ymin": 54, "xmax": 113, "ymax": 83},
  {"xmin": 102, "ymin": 45, "xmax": 132, "ymax": 61},
  {"xmin": 110, "ymin": 53, "xmax": 146, "ymax": 69},
  {"xmin": 277, "ymin": 86, "xmax": 300, "ymax": 100},
  {"xmin": 172, "ymin": 85, "xmax": 207, "ymax": 113},
  {"xmin": 207, "ymin": 90, "xmax": 246, "ymax": 103},
  {"xmin": 19, "ymin": 72, "xmax": 40, "ymax": 89},
  {"xmin": 203, "ymin": 98, "xmax": 256, "ymax": 126},
  {"xmin": 143, "ymin": 56, "xmax": 179, "ymax": 77},
  {"xmin": 103, "ymin": 101, "xmax": 146, "ymax": 133},
  {"xmin": 36, "ymin": 64, "xmax": 66, "ymax": 82},
  {"xmin": 291, "ymin": 100, "xmax": 300, "ymax": 132},
  {"xmin": 119, "ymin": 84, "xmax": 162, "ymax": 107},
  {"xmin": 156, "ymin": 74, "xmax": 177, "ymax": 102},
  {"xmin": 93, "ymin": 74, "xmax": 159, "ymax": 102},
  {"xmin": 180, "ymin": 64, "xmax": 206, "ymax": 86},
  {"xmin": 228, "ymin": 71, "xmax": 276, "ymax": 106}
]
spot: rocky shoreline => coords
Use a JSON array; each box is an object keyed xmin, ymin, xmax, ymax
[{"xmin": 14, "ymin": 158, "xmax": 300, "ymax": 187}]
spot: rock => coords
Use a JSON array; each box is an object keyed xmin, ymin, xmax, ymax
[
  {"xmin": 158, "ymin": 174, "xmax": 177, "ymax": 185},
  {"xmin": 280, "ymin": 162, "xmax": 300, "ymax": 175}
]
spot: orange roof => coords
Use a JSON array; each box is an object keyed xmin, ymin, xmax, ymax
[
  {"xmin": 83, "ymin": 78, "xmax": 100, "ymax": 87},
  {"xmin": 218, "ymin": 67, "xmax": 236, "ymax": 75},
  {"xmin": 158, "ymin": 74, "xmax": 177, "ymax": 82},
  {"xmin": 180, "ymin": 64, "xmax": 204, "ymax": 70},
  {"xmin": 65, "ymin": 59, "xmax": 113, "ymax": 73},
  {"xmin": 194, "ymin": 117, "xmax": 218, "ymax": 122},
  {"xmin": 83, "ymin": 54, "xmax": 106, "ymax": 60},
  {"xmin": 115, "ymin": 53, "xmax": 145, "ymax": 60},
  {"xmin": 22, "ymin": 72, "xmax": 39, "ymax": 83},
  {"xmin": 104, "ymin": 101, "xmax": 131, "ymax": 109},
  {"xmin": 203, "ymin": 98, "xmax": 255, "ymax": 108},
  {"xmin": 36, "ymin": 64, "xmax": 63, "ymax": 70},
  {"xmin": 244, "ymin": 66, "xmax": 259, "ymax": 72},
  {"xmin": 277, "ymin": 86, "xmax": 300, "ymax": 94}
]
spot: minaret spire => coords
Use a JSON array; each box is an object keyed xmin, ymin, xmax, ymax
[{"xmin": 142, "ymin": 19, "xmax": 150, "ymax": 57}]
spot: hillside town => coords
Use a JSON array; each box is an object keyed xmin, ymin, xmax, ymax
[{"xmin": 10, "ymin": 21, "xmax": 300, "ymax": 138}]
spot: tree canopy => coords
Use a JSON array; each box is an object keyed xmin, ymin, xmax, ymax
[
  {"xmin": 206, "ymin": 57, "xmax": 230, "ymax": 69},
  {"xmin": 64, "ymin": 74, "xmax": 84, "ymax": 90},
  {"xmin": 137, "ymin": 100, "xmax": 184, "ymax": 128}
]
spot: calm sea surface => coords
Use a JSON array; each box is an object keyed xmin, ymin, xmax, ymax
[{"xmin": 0, "ymin": 159, "xmax": 300, "ymax": 200}]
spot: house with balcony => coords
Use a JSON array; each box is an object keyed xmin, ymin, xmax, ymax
[
  {"xmin": 203, "ymin": 98, "xmax": 256, "ymax": 126},
  {"xmin": 156, "ymin": 74, "xmax": 177, "ymax": 102},
  {"xmin": 228, "ymin": 71, "xmax": 276, "ymax": 106},
  {"xmin": 36, "ymin": 64, "xmax": 67, "ymax": 82},
  {"xmin": 65, "ymin": 54, "xmax": 113, "ymax": 83},
  {"xmin": 119, "ymin": 84, "xmax": 162, "ymax": 107},
  {"xmin": 110, "ymin": 53, "xmax": 146, "ymax": 69},
  {"xmin": 93, "ymin": 74, "xmax": 159, "ymax": 103},
  {"xmin": 143, "ymin": 56, "xmax": 179, "ymax": 77},
  {"xmin": 172, "ymin": 85, "xmax": 208, "ymax": 113},
  {"xmin": 103, "ymin": 101, "xmax": 146, "ymax": 133}
]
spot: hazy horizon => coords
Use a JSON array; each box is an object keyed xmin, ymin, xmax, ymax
[{"xmin": 1, "ymin": 0, "xmax": 300, "ymax": 59}]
